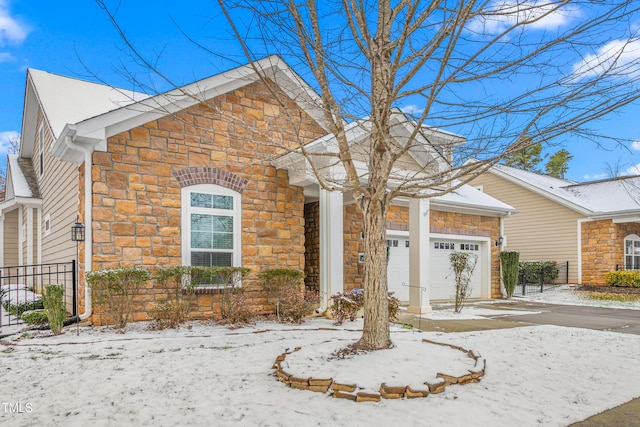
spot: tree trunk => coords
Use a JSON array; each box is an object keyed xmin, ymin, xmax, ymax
[{"xmin": 356, "ymin": 198, "xmax": 391, "ymax": 350}]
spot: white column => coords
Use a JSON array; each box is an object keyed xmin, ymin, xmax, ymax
[
  {"xmin": 407, "ymin": 198, "xmax": 432, "ymax": 314},
  {"xmin": 319, "ymin": 189, "xmax": 344, "ymax": 306}
]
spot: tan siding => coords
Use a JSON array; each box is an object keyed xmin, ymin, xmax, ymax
[
  {"xmin": 36, "ymin": 109, "xmax": 78, "ymax": 265},
  {"xmin": 3, "ymin": 209, "xmax": 19, "ymax": 266},
  {"xmin": 470, "ymin": 173, "xmax": 584, "ymax": 283}
]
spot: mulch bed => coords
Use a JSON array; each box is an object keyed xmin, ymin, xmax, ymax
[{"xmin": 576, "ymin": 285, "xmax": 640, "ymax": 295}]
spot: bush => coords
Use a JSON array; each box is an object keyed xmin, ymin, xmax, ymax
[
  {"xmin": 42, "ymin": 284, "xmax": 66, "ymax": 335},
  {"xmin": 604, "ymin": 271, "xmax": 640, "ymax": 288},
  {"xmin": 2, "ymin": 299, "xmax": 44, "ymax": 317},
  {"xmin": 21, "ymin": 309, "xmax": 49, "ymax": 326},
  {"xmin": 214, "ymin": 267, "xmax": 254, "ymax": 326},
  {"xmin": 519, "ymin": 261, "xmax": 559, "ymax": 284},
  {"xmin": 449, "ymin": 251, "xmax": 478, "ymax": 313},
  {"xmin": 259, "ymin": 269, "xmax": 315, "ymax": 323},
  {"xmin": 86, "ymin": 267, "xmax": 150, "ymax": 329},
  {"xmin": 500, "ymin": 251, "xmax": 520, "ymax": 298},
  {"xmin": 330, "ymin": 290, "xmax": 363, "ymax": 325},
  {"xmin": 329, "ymin": 289, "xmax": 399, "ymax": 325},
  {"xmin": 148, "ymin": 266, "xmax": 199, "ymax": 330}
]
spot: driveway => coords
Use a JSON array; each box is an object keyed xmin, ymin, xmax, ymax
[{"xmin": 485, "ymin": 300, "xmax": 640, "ymax": 335}]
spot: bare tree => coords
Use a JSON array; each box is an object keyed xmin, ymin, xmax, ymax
[{"xmin": 100, "ymin": 0, "xmax": 640, "ymax": 350}]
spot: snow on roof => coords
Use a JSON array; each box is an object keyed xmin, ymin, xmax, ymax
[
  {"xmin": 433, "ymin": 182, "xmax": 516, "ymax": 214},
  {"xmin": 29, "ymin": 69, "xmax": 149, "ymax": 139},
  {"xmin": 493, "ymin": 164, "xmax": 640, "ymax": 215},
  {"xmin": 7, "ymin": 155, "xmax": 33, "ymax": 198},
  {"xmin": 564, "ymin": 176, "xmax": 640, "ymax": 213}
]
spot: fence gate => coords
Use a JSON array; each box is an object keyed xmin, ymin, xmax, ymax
[{"xmin": 0, "ymin": 261, "xmax": 76, "ymax": 328}]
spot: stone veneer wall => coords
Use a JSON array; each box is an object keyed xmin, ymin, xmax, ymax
[
  {"xmin": 305, "ymin": 203, "xmax": 502, "ymax": 298},
  {"xmin": 83, "ymin": 80, "xmax": 327, "ymax": 325},
  {"xmin": 303, "ymin": 202, "xmax": 320, "ymax": 291},
  {"xmin": 581, "ymin": 220, "xmax": 640, "ymax": 285}
]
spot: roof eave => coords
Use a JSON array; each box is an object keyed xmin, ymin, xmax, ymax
[{"xmin": 429, "ymin": 198, "xmax": 516, "ymax": 217}]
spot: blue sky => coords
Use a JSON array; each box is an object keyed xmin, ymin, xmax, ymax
[{"xmin": 1, "ymin": 0, "xmax": 640, "ymax": 182}]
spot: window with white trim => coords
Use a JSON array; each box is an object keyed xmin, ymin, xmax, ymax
[
  {"xmin": 624, "ymin": 234, "xmax": 640, "ymax": 270},
  {"xmin": 181, "ymin": 184, "xmax": 241, "ymax": 269}
]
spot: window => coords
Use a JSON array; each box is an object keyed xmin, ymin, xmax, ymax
[
  {"xmin": 44, "ymin": 214, "xmax": 51, "ymax": 237},
  {"xmin": 182, "ymin": 185, "xmax": 241, "ymax": 270},
  {"xmin": 433, "ymin": 242, "xmax": 455, "ymax": 250},
  {"xmin": 624, "ymin": 234, "xmax": 640, "ymax": 270}
]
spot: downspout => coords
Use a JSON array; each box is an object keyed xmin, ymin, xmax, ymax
[
  {"xmin": 62, "ymin": 134, "xmax": 94, "ymax": 320},
  {"xmin": 80, "ymin": 148, "xmax": 93, "ymax": 320}
]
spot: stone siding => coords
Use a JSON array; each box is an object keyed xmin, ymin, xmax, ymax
[
  {"xmin": 84, "ymin": 80, "xmax": 326, "ymax": 325},
  {"xmin": 337, "ymin": 204, "xmax": 502, "ymax": 297},
  {"xmin": 581, "ymin": 220, "xmax": 640, "ymax": 285},
  {"xmin": 304, "ymin": 202, "xmax": 320, "ymax": 290}
]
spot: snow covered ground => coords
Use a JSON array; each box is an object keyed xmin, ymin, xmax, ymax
[
  {"xmin": 516, "ymin": 284, "xmax": 640, "ymax": 310},
  {"xmin": 1, "ymin": 287, "xmax": 639, "ymax": 427}
]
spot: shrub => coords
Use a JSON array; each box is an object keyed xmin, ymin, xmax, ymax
[
  {"xmin": 2, "ymin": 299, "xmax": 44, "ymax": 317},
  {"xmin": 449, "ymin": 251, "xmax": 478, "ymax": 313},
  {"xmin": 213, "ymin": 267, "xmax": 254, "ymax": 326},
  {"xmin": 259, "ymin": 269, "xmax": 315, "ymax": 323},
  {"xmin": 21, "ymin": 309, "xmax": 49, "ymax": 326},
  {"xmin": 329, "ymin": 289, "xmax": 399, "ymax": 325},
  {"xmin": 42, "ymin": 284, "xmax": 66, "ymax": 335},
  {"xmin": 148, "ymin": 266, "xmax": 199, "ymax": 329},
  {"xmin": 519, "ymin": 261, "xmax": 559, "ymax": 284},
  {"xmin": 604, "ymin": 271, "xmax": 640, "ymax": 288},
  {"xmin": 330, "ymin": 290, "xmax": 363, "ymax": 325},
  {"xmin": 387, "ymin": 294, "xmax": 400, "ymax": 322},
  {"xmin": 86, "ymin": 267, "xmax": 150, "ymax": 329},
  {"xmin": 500, "ymin": 251, "xmax": 520, "ymax": 298}
]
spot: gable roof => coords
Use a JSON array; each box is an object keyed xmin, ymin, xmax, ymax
[
  {"xmin": 21, "ymin": 69, "xmax": 148, "ymax": 158},
  {"xmin": 47, "ymin": 55, "xmax": 327, "ymax": 163},
  {"xmin": 490, "ymin": 164, "xmax": 640, "ymax": 220},
  {"xmin": 273, "ymin": 109, "xmax": 464, "ymax": 186}
]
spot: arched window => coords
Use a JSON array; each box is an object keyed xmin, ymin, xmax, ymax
[
  {"xmin": 181, "ymin": 184, "xmax": 241, "ymax": 269},
  {"xmin": 624, "ymin": 234, "xmax": 640, "ymax": 270}
]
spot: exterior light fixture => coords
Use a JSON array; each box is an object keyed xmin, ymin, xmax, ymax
[{"xmin": 71, "ymin": 220, "xmax": 85, "ymax": 242}]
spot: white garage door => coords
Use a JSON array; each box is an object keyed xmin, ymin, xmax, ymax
[
  {"xmin": 386, "ymin": 236, "xmax": 410, "ymax": 301},
  {"xmin": 429, "ymin": 239, "xmax": 483, "ymax": 301},
  {"xmin": 386, "ymin": 234, "xmax": 485, "ymax": 302}
]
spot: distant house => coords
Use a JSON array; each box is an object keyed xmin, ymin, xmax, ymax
[
  {"xmin": 1, "ymin": 56, "xmax": 514, "ymax": 325},
  {"xmin": 469, "ymin": 164, "xmax": 640, "ymax": 285}
]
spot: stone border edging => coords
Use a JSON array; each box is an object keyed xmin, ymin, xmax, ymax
[{"xmin": 272, "ymin": 339, "xmax": 486, "ymax": 403}]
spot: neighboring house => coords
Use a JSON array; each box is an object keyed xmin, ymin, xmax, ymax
[
  {"xmin": 1, "ymin": 56, "xmax": 514, "ymax": 325},
  {"xmin": 469, "ymin": 164, "xmax": 640, "ymax": 285}
]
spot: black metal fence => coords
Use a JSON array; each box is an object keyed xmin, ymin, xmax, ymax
[
  {"xmin": 0, "ymin": 261, "xmax": 76, "ymax": 328},
  {"xmin": 515, "ymin": 261, "xmax": 569, "ymax": 296}
]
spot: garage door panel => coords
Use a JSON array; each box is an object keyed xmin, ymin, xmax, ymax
[
  {"xmin": 430, "ymin": 239, "xmax": 482, "ymax": 301},
  {"xmin": 386, "ymin": 233, "xmax": 485, "ymax": 302}
]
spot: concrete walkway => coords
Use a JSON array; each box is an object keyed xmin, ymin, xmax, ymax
[{"xmin": 396, "ymin": 301, "xmax": 640, "ymax": 427}]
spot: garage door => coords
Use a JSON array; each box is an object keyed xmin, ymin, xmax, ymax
[
  {"xmin": 429, "ymin": 239, "xmax": 483, "ymax": 301},
  {"xmin": 387, "ymin": 236, "xmax": 410, "ymax": 301},
  {"xmin": 386, "ymin": 235, "xmax": 484, "ymax": 302}
]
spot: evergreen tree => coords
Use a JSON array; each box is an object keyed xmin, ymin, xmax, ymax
[
  {"xmin": 545, "ymin": 149, "xmax": 573, "ymax": 178},
  {"xmin": 503, "ymin": 139, "xmax": 544, "ymax": 172}
]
